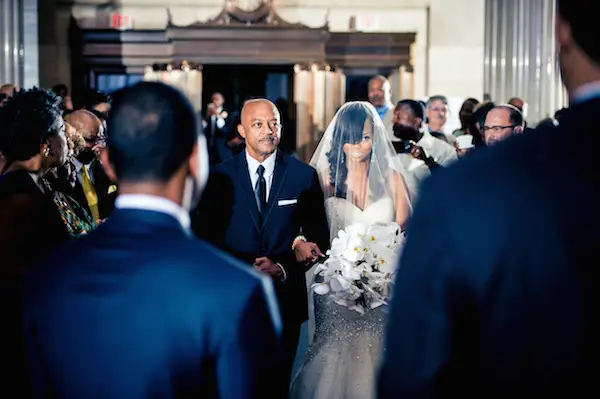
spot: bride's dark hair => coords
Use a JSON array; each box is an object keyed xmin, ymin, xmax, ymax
[{"xmin": 326, "ymin": 103, "xmax": 386, "ymax": 199}]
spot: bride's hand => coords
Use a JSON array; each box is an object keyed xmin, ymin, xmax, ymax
[{"xmin": 294, "ymin": 241, "xmax": 324, "ymax": 263}]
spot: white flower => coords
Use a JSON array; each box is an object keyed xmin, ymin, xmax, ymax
[
  {"xmin": 366, "ymin": 223, "xmax": 398, "ymax": 248},
  {"xmin": 311, "ymin": 282, "xmax": 330, "ymax": 295},
  {"xmin": 313, "ymin": 222, "xmax": 404, "ymax": 315}
]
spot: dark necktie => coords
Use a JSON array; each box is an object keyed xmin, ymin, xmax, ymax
[{"xmin": 255, "ymin": 165, "xmax": 267, "ymax": 214}]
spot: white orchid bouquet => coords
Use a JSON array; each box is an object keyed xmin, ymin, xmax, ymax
[{"xmin": 311, "ymin": 222, "xmax": 405, "ymax": 314}]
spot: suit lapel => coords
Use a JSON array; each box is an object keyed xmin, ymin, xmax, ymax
[
  {"xmin": 261, "ymin": 152, "xmax": 287, "ymax": 228},
  {"xmin": 235, "ymin": 154, "xmax": 261, "ymax": 232}
]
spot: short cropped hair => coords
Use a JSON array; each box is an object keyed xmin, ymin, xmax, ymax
[{"xmin": 106, "ymin": 82, "xmax": 199, "ymax": 183}]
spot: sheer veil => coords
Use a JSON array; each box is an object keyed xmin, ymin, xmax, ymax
[{"xmin": 310, "ymin": 101, "xmax": 412, "ymax": 239}]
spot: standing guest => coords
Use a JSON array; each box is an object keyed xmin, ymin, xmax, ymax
[
  {"xmin": 24, "ymin": 82, "xmax": 284, "ymax": 398},
  {"xmin": 379, "ymin": 0, "xmax": 600, "ymax": 395}
]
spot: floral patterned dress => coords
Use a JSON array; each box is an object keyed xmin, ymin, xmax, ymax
[{"xmin": 42, "ymin": 176, "xmax": 96, "ymax": 237}]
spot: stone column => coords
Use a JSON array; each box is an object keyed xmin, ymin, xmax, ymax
[
  {"xmin": 0, "ymin": 0, "xmax": 23, "ymax": 86},
  {"xmin": 484, "ymin": 0, "xmax": 567, "ymax": 123},
  {"xmin": 294, "ymin": 65, "xmax": 346, "ymax": 163}
]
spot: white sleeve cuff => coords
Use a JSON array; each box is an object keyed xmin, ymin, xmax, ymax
[{"xmin": 277, "ymin": 263, "xmax": 287, "ymax": 282}]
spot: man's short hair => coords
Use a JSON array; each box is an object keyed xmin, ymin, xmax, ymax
[
  {"xmin": 107, "ymin": 82, "xmax": 199, "ymax": 183},
  {"xmin": 557, "ymin": 0, "xmax": 600, "ymax": 64},
  {"xmin": 426, "ymin": 95, "xmax": 448, "ymax": 108},
  {"xmin": 396, "ymin": 99, "xmax": 425, "ymax": 120},
  {"xmin": 496, "ymin": 104, "xmax": 524, "ymax": 127}
]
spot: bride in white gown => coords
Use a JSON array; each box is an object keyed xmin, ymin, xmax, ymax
[{"xmin": 290, "ymin": 102, "xmax": 412, "ymax": 398}]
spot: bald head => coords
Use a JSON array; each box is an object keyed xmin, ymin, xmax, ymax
[
  {"xmin": 240, "ymin": 99, "xmax": 280, "ymax": 125},
  {"xmin": 237, "ymin": 98, "xmax": 281, "ymax": 161},
  {"xmin": 65, "ymin": 109, "xmax": 103, "ymax": 142},
  {"xmin": 0, "ymin": 84, "xmax": 16, "ymax": 96},
  {"xmin": 368, "ymin": 75, "xmax": 391, "ymax": 108}
]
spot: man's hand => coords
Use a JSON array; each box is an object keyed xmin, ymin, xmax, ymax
[
  {"xmin": 253, "ymin": 257, "xmax": 282, "ymax": 279},
  {"xmin": 410, "ymin": 144, "xmax": 427, "ymax": 161},
  {"xmin": 294, "ymin": 241, "xmax": 324, "ymax": 263}
]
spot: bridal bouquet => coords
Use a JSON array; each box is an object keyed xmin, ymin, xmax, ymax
[{"xmin": 311, "ymin": 222, "xmax": 405, "ymax": 314}]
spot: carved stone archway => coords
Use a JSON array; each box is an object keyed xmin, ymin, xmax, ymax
[{"xmin": 74, "ymin": 1, "xmax": 415, "ymax": 161}]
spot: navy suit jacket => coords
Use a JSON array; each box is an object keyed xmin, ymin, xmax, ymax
[
  {"xmin": 379, "ymin": 98, "xmax": 600, "ymax": 396},
  {"xmin": 24, "ymin": 208, "xmax": 284, "ymax": 398},
  {"xmin": 194, "ymin": 151, "xmax": 330, "ymax": 325}
]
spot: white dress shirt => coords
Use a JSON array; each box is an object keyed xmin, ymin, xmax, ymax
[
  {"xmin": 416, "ymin": 127, "xmax": 458, "ymax": 167},
  {"xmin": 72, "ymin": 158, "xmax": 94, "ymax": 185},
  {"xmin": 245, "ymin": 150, "xmax": 287, "ymax": 280},
  {"xmin": 571, "ymin": 80, "xmax": 600, "ymax": 105},
  {"xmin": 246, "ymin": 149, "xmax": 277, "ymax": 201},
  {"xmin": 115, "ymin": 194, "xmax": 191, "ymax": 234}
]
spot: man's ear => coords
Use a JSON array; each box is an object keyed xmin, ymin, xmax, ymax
[
  {"xmin": 99, "ymin": 149, "xmax": 117, "ymax": 182},
  {"xmin": 237, "ymin": 124, "xmax": 246, "ymax": 139},
  {"xmin": 514, "ymin": 125, "xmax": 524, "ymax": 134},
  {"xmin": 555, "ymin": 14, "xmax": 572, "ymax": 50}
]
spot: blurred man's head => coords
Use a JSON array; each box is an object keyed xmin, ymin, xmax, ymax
[
  {"xmin": 0, "ymin": 84, "xmax": 17, "ymax": 107},
  {"xmin": 507, "ymin": 97, "xmax": 527, "ymax": 118},
  {"xmin": 425, "ymin": 95, "xmax": 448, "ymax": 132},
  {"xmin": 392, "ymin": 100, "xmax": 424, "ymax": 142},
  {"xmin": 102, "ymin": 82, "xmax": 209, "ymax": 210},
  {"xmin": 65, "ymin": 109, "xmax": 103, "ymax": 164},
  {"xmin": 211, "ymin": 92, "xmax": 224, "ymax": 108},
  {"xmin": 483, "ymin": 104, "xmax": 524, "ymax": 146},
  {"xmin": 367, "ymin": 75, "xmax": 392, "ymax": 108},
  {"xmin": 556, "ymin": 0, "xmax": 600, "ymax": 95}
]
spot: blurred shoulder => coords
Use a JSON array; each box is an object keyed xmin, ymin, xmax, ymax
[{"xmin": 421, "ymin": 128, "xmax": 557, "ymax": 208}]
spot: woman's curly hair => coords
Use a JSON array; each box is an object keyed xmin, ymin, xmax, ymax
[{"xmin": 0, "ymin": 87, "xmax": 63, "ymax": 162}]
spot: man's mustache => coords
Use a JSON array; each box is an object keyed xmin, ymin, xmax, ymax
[{"xmin": 260, "ymin": 136, "xmax": 277, "ymax": 142}]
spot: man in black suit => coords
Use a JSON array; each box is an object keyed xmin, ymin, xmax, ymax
[
  {"xmin": 64, "ymin": 109, "xmax": 116, "ymax": 221},
  {"xmin": 378, "ymin": 0, "xmax": 599, "ymax": 396},
  {"xmin": 194, "ymin": 98, "xmax": 330, "ymax": 387},
  {"xmin": 24, "ymin": 82, "xmax": 284, "ymax": 398}
]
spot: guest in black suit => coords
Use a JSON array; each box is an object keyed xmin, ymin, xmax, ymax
[
  {"xmin": 204, "ymin": 92, "xmax": 233, "ymax": 165},
  {"xmin": 378, "ymin": 0, "xmax": 600, "ymax": 396},
  {"xmin": 194, "ymin": 98, "xmax": 330, "ymax": 387},
  {"xmin": 24, "ymin": 82, "xmax": 284, "ymax": 398},
  {"xmin": 64, "ymin": 109, "xmax": 117, "ymax": 221}
]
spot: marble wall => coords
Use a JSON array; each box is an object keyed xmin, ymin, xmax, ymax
[
  {"xmin": 484, "ymin": 0, "xmax": 566, "ymax": 123},
  {"xmin": 0, "ymin": 0, "xmax": 38, "ymax": 88}
]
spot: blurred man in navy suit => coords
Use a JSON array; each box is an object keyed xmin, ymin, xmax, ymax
[
  {"xmin": 379, "ymin": 0, "xmax": 599, "ymax": 396},
  {"xmin": 24, "ymin": 82, "xmax": 284, "ymax": 398}
]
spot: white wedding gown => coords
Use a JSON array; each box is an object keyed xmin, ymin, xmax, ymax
[{"xmin": 289, "ymin": 196, "xmax": 395, "ymax": 399}]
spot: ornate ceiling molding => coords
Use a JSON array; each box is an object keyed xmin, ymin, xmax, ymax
[{"xmin": 167, "ymin": 0, "xmax": 320, "ymax": 29}]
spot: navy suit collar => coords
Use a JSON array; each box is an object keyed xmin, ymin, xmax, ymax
[
  {"xmin": 105, "ymin": 208, "xmax": 192, "ymax": 237},
  {"xmin": 235, "ymin": 151, "xmax": 288, "ymax": 231}
]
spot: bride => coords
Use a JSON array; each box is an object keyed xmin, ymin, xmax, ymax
[{"xmin": 290, "ymin": 101, "xmax": 412, "ymax": 398}]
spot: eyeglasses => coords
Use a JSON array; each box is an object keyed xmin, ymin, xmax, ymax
[{"xmin": 482, "ymin": 125, "xmax": 517, "ymax": 133}]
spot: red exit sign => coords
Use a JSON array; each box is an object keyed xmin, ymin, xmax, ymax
[{"xmin": 110, "ymin": 12, "xmax": 133, "ymax": 30}]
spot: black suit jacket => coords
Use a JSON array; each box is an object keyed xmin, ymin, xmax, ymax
[
  {"xmin": 378, "ymin": 98, "xmax": 600, "ymax": 397},
  {"xmin": 66, "ymin": 159, "xmax": 116, "ymax": 220},
  {"xmin": 194, "ymin": 151, "xmax": 330, "ymax": 325}
]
